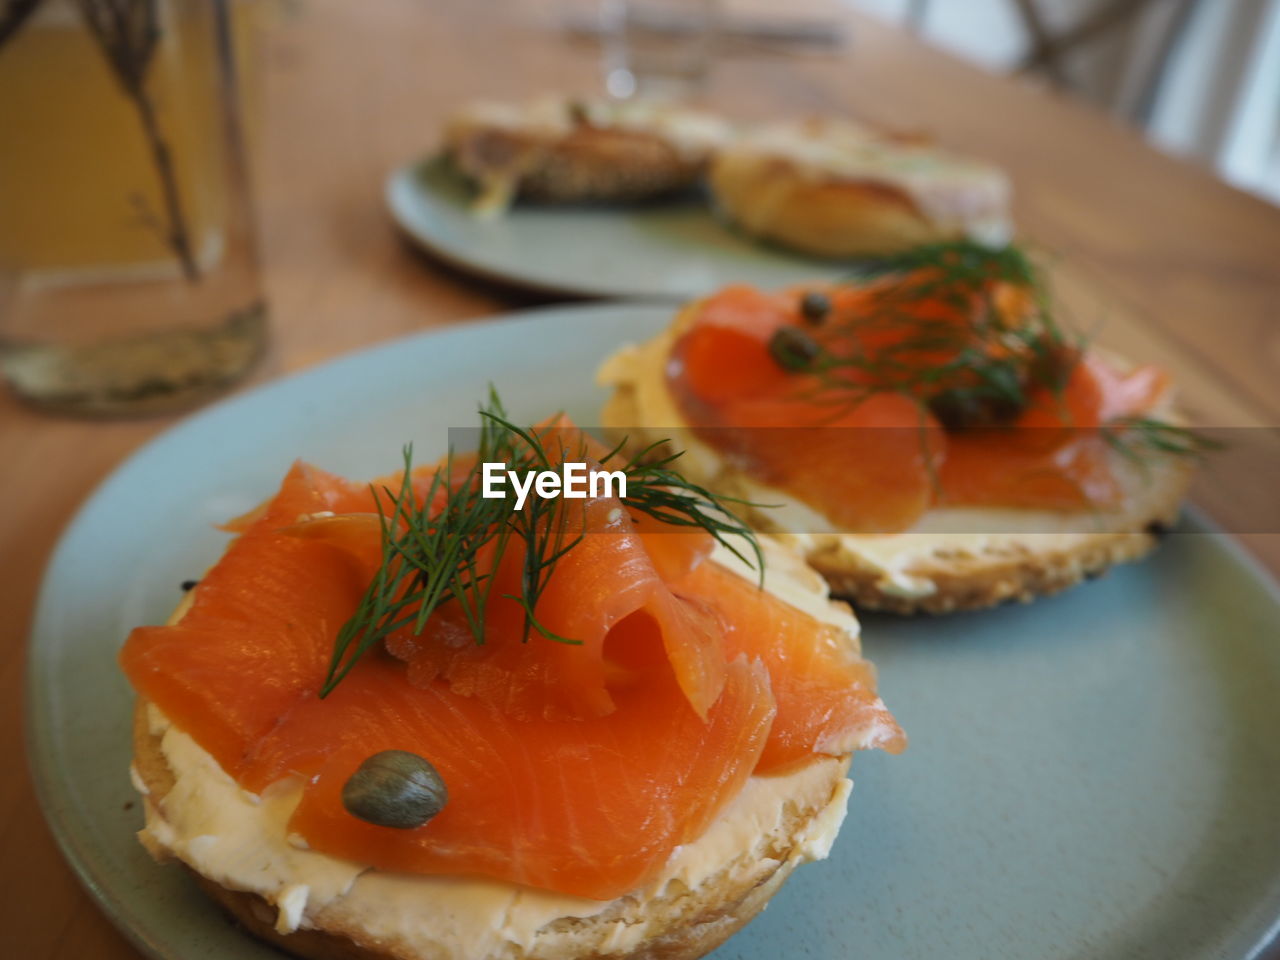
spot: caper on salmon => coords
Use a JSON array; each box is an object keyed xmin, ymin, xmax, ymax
[
  {"xmin": 769, "ymin": 326, "xmax": 822, "ymax": 372},
  {"xmin": 342, "ymin": 750, "xmax": 448, "ymax": 829},
  {"xmin": 799, "ymin": 291, "xmax": 831, "ymax": 325}
]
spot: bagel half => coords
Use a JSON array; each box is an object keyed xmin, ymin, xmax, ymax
[
  {"xmin": 129, "ymin": 543, "xmax": 878, "ymax": 960},
  {"xmin": 598, "ymin": 323, "xmax": 1195, "ymax": 615},
  {"xmin": 709, "ymin": 119, "xmax": 1011, "ymax": 258}
]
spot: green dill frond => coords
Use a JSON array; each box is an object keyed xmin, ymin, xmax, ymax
[
  {"xmin": 320, "ymin": 394, "xmax": 763, "ymax": 696},
  {"xmin": 774, "ymin": 240, "xmax": 1216, "ymax": 483},
  {"xmin": 609, "ymin": 440, "xmax": 767, "ymax": 582},
  {"xmin": 787, "ymin": 240, "xmax": 1077, "ymax": 430},
  {"xmin": 846, "ymin": 238, "xmax": 1038, "ymax": 288},
  {"xmin": 1101, "ymin": 416, "xmax": 1223, "ymax": 463}
]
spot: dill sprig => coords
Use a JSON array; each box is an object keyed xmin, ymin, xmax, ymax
[
  {"xmin": 1101, "ymin": 416, "xmax": 1223, "ymax": 463},
  {"xmin": 760, "ymin": 240, "xmax": 1220, "ymax": 483},
  {"xmin": 789, "ymin": 240, "xmax": 1076, "ymax": 427},
  {"xmin": 320, "ymin": 392, "xmax": 762, "ymax": 697},
  {"xmin": 846, "ymin": 239, "xmax": 1040, "ymax": 288},
  {"xmin": 617, "ymin": 439, "xmax": 766, "ymax": 576}
]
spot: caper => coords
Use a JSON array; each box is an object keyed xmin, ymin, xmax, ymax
[
  {"xmin": 342, "ymin": 750, "xmax": 448, "ymax": 829},
  {"xmin": 768, "ymin": 327, "xmax": 821, "ymax": 372},
  {"xmin": 1028, "ymin": 343, "xmax": 1079, "ymax": 393},
  {"xmin": 799, "ymin": 291, "xmax": 831, "ymax": 325},
  {"xmin": 927, "ymin": 389, "xmax": 1023, "ymax": 431}
]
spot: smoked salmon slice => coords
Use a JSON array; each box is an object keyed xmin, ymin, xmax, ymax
[
  {"xmin": 259, "ymin": 655, "xmax": 774, "ymax": 899},
  {"xmin": 121, "ymin": 441, "xmax": 901, "ymax": 900},
  {"xmin": 936, "ymin": 354, "xmax": 1172, "ymax": 510},
  {"xmin": 383, "ymin": 486, "xmax": 729, "ymax": 722},
  {"xmin": 666, "ymin": 277, "xmax": 1173, "ymax": 531},
  {"xmin": 675, "ymin": 560, "xmax": 904, "ymax": 772}
]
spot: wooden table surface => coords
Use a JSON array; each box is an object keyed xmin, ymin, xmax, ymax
[{"xmin": 4, "ymin": 0, "xmax": 1278, "ymax": 955}]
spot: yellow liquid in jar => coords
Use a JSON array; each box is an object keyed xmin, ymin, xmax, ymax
[{"xmin": 0, "ymin": 0, "xmax": 226, "ymax": 279}]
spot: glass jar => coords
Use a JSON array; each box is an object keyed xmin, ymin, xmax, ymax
[{"xmin": 0, "ymin": 0, "xmax": 266, "ymax": 416}]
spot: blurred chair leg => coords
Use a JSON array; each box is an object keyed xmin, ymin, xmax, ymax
[
  {"xmin": 1129, "ymin": 0, "xmax": 1200, "ymax": 125},
  {"xmin": 906, "ymin": 0, "xmax": 931, "ymax": 35},
  {"xmin": 1010, "ymin": 0, "xmax": 1073, "ymax": 88},
  {"xmin": 1018, "ymin": 0, "xmax": 1163, "ymax": 74}
]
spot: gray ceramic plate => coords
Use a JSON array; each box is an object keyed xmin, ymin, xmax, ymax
[
  {"xmin": 27, "ymin": 303, "xmax": 1280, "ymax": 959},
  {"xmin": 385, "ymin": 157, "xmax": 850, "ymax": 299}
]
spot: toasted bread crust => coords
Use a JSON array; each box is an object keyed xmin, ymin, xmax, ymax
[
  {"xmin": 799, "ymin": 527, "xmax": 1170, "ymax": 615},
  {"xmin": 710, "ymin": 156, "xmax": 946, "ymax": 257},
  {"xmin": 132, "ymin": 700, "xmax": 850, "ymax": 960},
  {"xmin": 601, "ymin": 377, "xmax": 1193, "ymax": 615},
  {"xmin": 708, "ymin": 125, "xmax": 1010, "ymax": 258}
]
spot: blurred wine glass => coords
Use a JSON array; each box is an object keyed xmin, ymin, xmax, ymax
[{"xmin": 599, "ymin": 0, "xmax": 720, "ymax": 100}]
